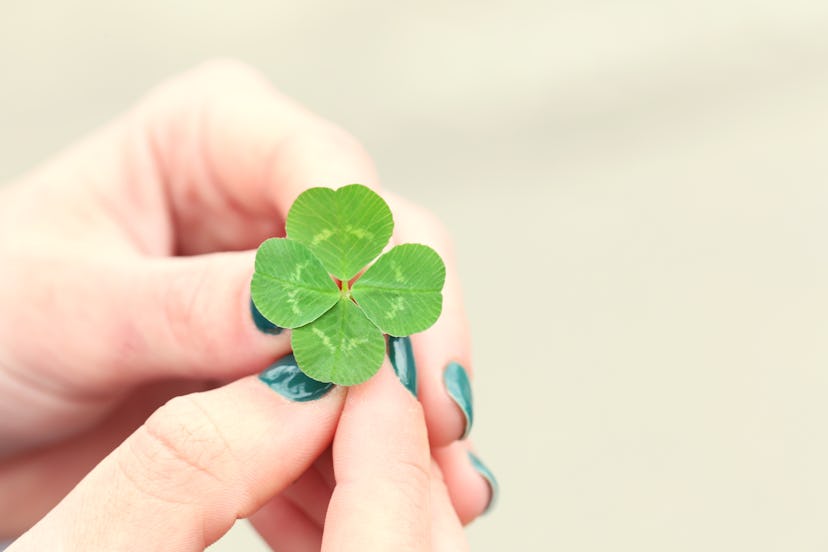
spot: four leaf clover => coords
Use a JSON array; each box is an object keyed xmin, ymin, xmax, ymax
[{"xmin": 251, "ymin": 184, "xmax": 446, "ymax": 385}]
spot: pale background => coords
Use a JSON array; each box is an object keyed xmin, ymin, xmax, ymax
[{"xmin": 2, "ymin": 1, "xmax": 828, "ymax": 550}]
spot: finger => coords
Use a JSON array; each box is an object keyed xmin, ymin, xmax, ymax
[
  {"xmin": 14, "ymin": 60, "xmax": 380, "ymax": 255},
  {"xmin": 280, "ymin": 463, "xmax": 334, "ymax": 527},
  {"xmin": 432, "ymin": 441, "xmax": 496, "ymax": 525},
  {"xmin": 249, "ymin": 496, "xmax": 322, "ymax": 552},
  {"xmin": 429, "ymin": 461, "xmax": 470, "ymax": 552},
  {"xmin": 249, "ymin": 461, "xmax": 333, "ymax": 547},
  {"xmin": 9, "ymin": 375, "xmax": 345, "ymax": 551},
  {"xmin": 135, "ymin": 59, "xmax": 381, "ymax": 255},
  {"xmin": 119, "ymin": 250, "xmax": 292, "ymax": 384},
  {"xmin": 4, "ymin": 250, "xmax": 291, "ymax": 393},
  {"xmin": 10, "ymin": 61, "xmax": 386, "ymax": 388},
  {"xmin": 386, "ymin": 194, "xmax": 475, "ymax": 445},
  {"xmin": 253, "ymin": 443, "xmax": 494, "ymax": 541},
  {"xmin": 313, "ymin": 446, "xmax": 336, "ymax": 489},
  {"xmin": 248, "ymin": 464, "xmax": 333, "ymax": 549},
  {"xmin": 322, "ymin": 363, "xmax": 432, "ymax": 551},
  {"xmin": 0, "ymin": 380, "xmax": 207, "ymax": 534},
  {"xmin": 293, "ymin": 443, "xmax": 495, "ymax": 530},
  {"xmin": 107, "ymin": 60, "xmax": 386, "ymax": 380}
]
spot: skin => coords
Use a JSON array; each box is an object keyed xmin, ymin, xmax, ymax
[
  {"xmin": 11, "ymin": 365, "xmax": 469, "ymax": 550},
  {"xmin": 0, "ymin": 61, "xmax": 489, "ymax": 548}
]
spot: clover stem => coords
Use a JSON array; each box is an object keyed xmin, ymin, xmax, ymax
[{"xmin": 341, "ymin": 279, "xmax": 350, "ymax": 295}]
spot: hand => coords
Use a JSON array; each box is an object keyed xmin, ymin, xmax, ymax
[
  {"xmin": 0, "ymin": 61, "xmax": 493, "ymax": 537},
  {"xmin": 9, "ymin": 364, "xmax": 468, "ymax": 551}
]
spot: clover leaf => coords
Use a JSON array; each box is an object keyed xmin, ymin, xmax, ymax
[
  {"xmin": 250, "ymin": 238, "xmax": 339, "ymax": 328},
  {"xmin": 251, "ymin": 184, "xmax": 446, "ymax": 386},
  {"xmin": 291, "ymin": 297, "xmax": 386, "ymax": 385},
  {"xmin": 351, "ymin": 243, "xmax": 445, "ymax": 337},
  {"xmin": 286, "ymin": 184, "xmax": 394, "ymax": 281}
]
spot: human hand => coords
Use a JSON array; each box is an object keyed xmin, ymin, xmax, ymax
[
  {"xmin": 9, "ymin": 363, "xmax": 468, "ymax": 551},
  {"xmin": 0, "ymin": 61, "xmax": 494, "ymax": 536}
]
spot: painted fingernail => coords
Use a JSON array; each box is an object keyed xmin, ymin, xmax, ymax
[
  {"xmin": 250, "ymin": 298, "xmax": 283, "ymax": 335},
  {"xmin": 443, "ymin": 361, "xmax": 473, "ymax": 439},
  {"xmin": 388, "ymin": 336, "xmax": 417, "ymax": 397},
  {"xmin": 259, "ymin": 354, "xmax": 334, "ymax": 401},
  {"xmin": 468, "ymin": 451, "xmax": 499, "ymax": 515}
]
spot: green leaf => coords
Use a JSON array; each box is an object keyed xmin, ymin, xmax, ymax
[
  {"xmin": 251, "ymin": 238, "xmax": 340, "ymax": 328},
  {"xmin": 286, "ymin": 184, "xmax": 394, "ymax": 281},
  {"xmin": 351, "ymin": 243, "xmax": 446, "ymax": 336},
  {"xmin": 291, "ymin": 297, "xmax": 386, "ymax": 385},
  {"xmin": 251, "ymin": 184, "xmax": 448, "ymax": 387}
]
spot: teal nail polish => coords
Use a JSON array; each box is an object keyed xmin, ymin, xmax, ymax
[
  {"xmin": 250, "ymin": 298, "xmax": 283, "ymax": 335},
  {"xmin": 388, "ymin": 336, "xmax": 417, "ymax": 397},
  {"xmin": 443, "ymin": 361, "xmax": 473, "ymax": 439},
  {"xmin": 468, "ymin": 452, "xmax": 499, "ymax": 515},
  {"xmin": 259, "ymin": 354, "xmax": 334, "ymax": 401}
]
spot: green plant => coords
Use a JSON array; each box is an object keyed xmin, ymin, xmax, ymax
[{"xmin": 251, "ymin": 184, "xmax": 446, "ymax": 385}]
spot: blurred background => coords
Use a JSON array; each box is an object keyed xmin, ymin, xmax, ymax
[{"xmin": 2, "ymin": 1, "xmax": 828, "ymax": 550}]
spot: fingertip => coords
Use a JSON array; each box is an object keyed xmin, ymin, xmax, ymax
[
  {"xmin": 387, "ymin": 335, "xmax": 418, "ymax": 397},
  {"xmin": 183, "ymin": 249, "xmax": 292, "ymax": 378},
  {"xmin": 351, "ymin": 358, "xmax": 419, "ymax": 398},
  {"xmin": 467, "ymin": 450, "xmax": 499, "ymax": 516},
  {"xmin": 423, "ymin": 394, "xmax": 468, "ymax": 446},
  {"xmin": 433, "ymin": 442, "xmax": 494, "ymax": 525},
  {"xmin": 443, "ymin": 361, "xmax": 474, "ymax": 440},
  {"xmin": 334, "ymin": 365, "xmax": 427, "ymax": 480},
  {"xmin": 249, "ymin": 296, "xmax": 284, "ymax": 335},
  {"xmin": 124, "ymin": 251, "xmax": 292, "ymax": 385},
  {"xmin": 415, "ymin": 344, "xmax": 475, "ymax": 446}
]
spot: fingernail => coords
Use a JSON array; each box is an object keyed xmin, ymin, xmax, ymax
[
  {"xmin": 259, "ymin": 354, "xmax": 334, "ymax": 401},
  {"xmin": 443, "ymin": 361, "xmax": 473, "ymax": 439},
  {"xmin": 468, "ymin": 451, "xmax": 499, "ymax": 515},
  {"xmin": 250, "ymin": 298, "xmax": 283, "ymax": 335},
  {"xmin": 388, "ymin": 336, "xmax": 417, "ymax": 397}
]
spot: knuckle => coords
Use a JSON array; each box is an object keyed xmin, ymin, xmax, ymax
[
  {"xmin": 122, "ymin": 394, "xmax": 235, "ymax": 503},
  {"xmin": 395, "ymin": 457, "xmax": 432, "ymax": 488},
  {"xmin": 383, "ymin": 457, "xmax": 432, "ymax": 507}
]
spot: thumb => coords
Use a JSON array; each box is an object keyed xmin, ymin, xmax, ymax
[
  {"xmin": 115, "ymin": 249, "xmax": 289, "ymax": 385},
  {"xmin": 9, "ymin": 368, "xmax": 345, "ymax": 551}
]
